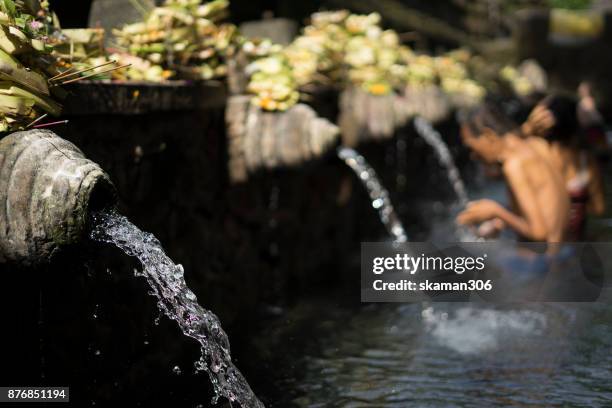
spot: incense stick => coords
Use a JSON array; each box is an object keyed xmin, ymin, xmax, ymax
[
  {"xmin": 49, "ymin": 69, "xmax": 75, "ymax": 82},
  {"xmin": 33, "ymin": 120, "xmax": 69, "ymax": 129},
  {"xmin": 56, "ymin": 64, "xmax": 132, "ymax": 86},
  {"xmin": 26, "ymin": 113, "xmax": 48, "ymax": 128},
  {"xmin": 50, "ymin": 60, "xmax": 117, "ymax": 83}
]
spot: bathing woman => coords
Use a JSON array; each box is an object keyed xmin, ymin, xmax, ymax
[
  {"xmin": 456, "ymin": 123, "xmax": 570, "ymax": 243},
  {"xmin": 521, "ymin": 95, "xmax": 605, "ymax": 240}
]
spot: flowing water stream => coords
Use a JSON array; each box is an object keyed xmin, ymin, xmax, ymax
[
  {"xmin": 89, "ymin": 209, "xmax": 264, "ymax": 408},
  {"xmin": 413, "ymin": 116, "xmax": 485, "ymax": 241},
  {"xmin": 337, "ymin": 146, "xmax": 408, "ymax": 242},
  {"xmin": 413, "ymin": 117, "xmax": 469, "ymax": 207}
]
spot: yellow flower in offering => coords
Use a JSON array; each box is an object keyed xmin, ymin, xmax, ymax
[
  {"xmin": 365, "ymin": 81, "xmax": 392, "ymax": 96},
  {"xmin": 246, "ymin": 51, "xmax": 300, "ymax": 111}
]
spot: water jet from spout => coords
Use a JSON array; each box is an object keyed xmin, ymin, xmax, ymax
[
  {"xmin": 413, "ymin": 117, "xmax": 469, "ymax": 208},
  {"xmin": 89, "ymin": 210, "xmax": 264, "ymax": 408},
  {"xmin": 337, "ymin": 147, "xmax": 408, "ymax": 242}
]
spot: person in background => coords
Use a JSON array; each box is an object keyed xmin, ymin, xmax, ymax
[
  {"xmin": 577, "ymin": 81, "xmax": 608, "ymax": 151},
  {"xmin": 456, "ymin": 123, "xmax": 570, "ymax": 243},
  {"xmin": 521, "ymin": 95, "xmax": 605, "ymax": 240}
]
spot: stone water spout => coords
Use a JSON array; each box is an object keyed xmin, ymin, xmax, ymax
[
  {"xmin": 338, "ymin": 86, "xmax": 452, "ymax": 147},
  {"xmin": 0, "ymin": 129, "xmax": 116, "ymax": 265},
  {"xmin": 226, "ymin": 95, "xmax": 339, "ymax": 183}
]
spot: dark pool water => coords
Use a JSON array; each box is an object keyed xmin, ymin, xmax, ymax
[
  {"xmin": 247, "ymin": 298, "xmax": 612, "ymax": 407},
  {"xmin": 243, "ymin": 175, "xmax": 612, "ymax": 408}
]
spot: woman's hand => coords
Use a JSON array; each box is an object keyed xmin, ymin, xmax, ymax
[
  {"xmin": 522, "ymin": 105, "xmax": 555, "ymax": 137},
  {"xmin": 477, "ymin": 218, "xmax": 506, "ymax": 238},
  {"xmin": 456, "ymin": 199, "xmax": 503, "ymax": 225}
]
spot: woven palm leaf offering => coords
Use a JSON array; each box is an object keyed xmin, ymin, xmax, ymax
[
  {"xmin": 244, "ymin": 10, "xmax": 403, "ymax": 113},
  {"xmin": 0, "ymin": 0, "xmax": 63, "ymax": 132},
  {"xmin": 282, "ymin": 10, "xmax": 348, "ymax": 89},
  {"xmin": 396, "ymin": 48, "xmax": 488, "ymax": 124},
  {"xmin": 282, "ymin": 10, "xmax": 408, "ymax": 94},
  {"xmin": 108, "ymin": 0, "xmax": 239, "ymax": 82},
  {"xmin": 240, "ymin": 10, "xmax": 345, "ymax": 105},
  {"xmin": 267, "ymin": 11, "xmax": 416, "ymax": 142},
  {"xmin": 245, "ymin": 50, "xmax": 299, "ymax": 112},
  {"xmin": 0, "ymin": 1, "xmax": 129, "ymax": 133},
  {"xmin": 244, "ymin": 10, "xmax": 406, "ymax": 143},
  {"xmin": 228, "ymin": 39, "xmax": 338, "ymax": 182},
  {"xmin": 298, "ymin": 11, "xmax": 409, "ymax": 143},
  {"xmin": 229, "ymin": 35, "xmax": 337, "ymax": 181},
  {"xmin": 435, "ymin": 50, "xmax": 486, "ymax": 109},
  {"xmin": 499, "ymin": 60, "xmax": 547, "ymax": 100},
  {"xmin": 342, "ymin": 13, "xmax": 410, "ymax": 95},
  {"xmin": 340, "ymin": 14, "xmax": 416, "ymax": 143},
  {"xmin": 52, "ymin": 27, "xmax": 105, "ymax": 62}
]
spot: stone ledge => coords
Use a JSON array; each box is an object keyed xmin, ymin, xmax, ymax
[{"xmin": 63, "ymin": 80, "xmax": 228, "ymax": 115}]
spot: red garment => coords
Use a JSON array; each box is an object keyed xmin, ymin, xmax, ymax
[
  {"xmin": 567, "ymin": 188, "xmax": 588, "ymax": 241},
  {"xmin": 566, "ymin": 153, "xmax": 590, "ymax": 241},
  {"xmin": 585, "ymin": 126, "xmax": 608, "ymax": 150}
]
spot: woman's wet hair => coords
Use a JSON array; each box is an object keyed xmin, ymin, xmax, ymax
[
  {"xmin": 539, "ymin": 94, "xmax": 578, "ymax": 143},
  {"xmin": 463, "ymin": 100, "xmax": 518, "ymax": 137}
]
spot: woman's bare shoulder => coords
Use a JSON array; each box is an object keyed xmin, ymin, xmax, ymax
[{"xmin": 503, "ymin": 151, "xmax": 539, "ymax": 174}]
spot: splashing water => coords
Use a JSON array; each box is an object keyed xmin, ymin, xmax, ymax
[
  {"xmin": 413, "ymin": 117, "xmax": 469, "ymax": 207},
  {"xmin": 89, "ymin": 210, "xmax": 264, "ymax": 408},
  {"xmin": 337, "ymin": 146, "xmax": 408, "ymax": 242},
  {"xmin": 421, "ymin": 305, "xmax": 548, "ymax": 355}
]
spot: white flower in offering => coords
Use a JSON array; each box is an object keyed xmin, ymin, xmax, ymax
[
  {"xmin": 513, "ymin": 77, "xmax": 534, "ymax": 96},
  {"xmin": 349, "ymin": 66, "xmax": 380, "ymax": 85},
  {"xmin": 247, "ymin": 56, "xmax": 285, "ymax": 75},
  {"xmin": 389, "ymin": 64, "xmax": 408, "ymax": 82},
  {"xmin": 365, "ymin": 25, "xmax": 383, "ymax": 40},
  {"xmin": 380, "ymin": 30, "xmax": 399, "ymax": 48},
  {"xmin": 242, "ymin": 39, "xmax": 283, "ymax": 57},
  {"xmin": 345, "ymin": 37, "xmax": 376, "ymax": 67},
  {"xmin": 345, "ymin": 12, "xmax": 381, "ymax": 34},
  {"xmin": 441, "ymin": 77, "xmax": 462, "ymax": 94},
  {"xmin": 246, "ymin": 51, "xmax": 300, "ymax": 111},
  {"xmin": 499, "ymin": 65, "xmax": 535, "ymax": 96},
  {"xmin": 284, "ymin": 47, "xmax": 319, "ymax": 85},
  {"xmin": 291, "ymin": 35, "xmax": 326, "ymax": 55},
  {"xmin": 406, "ymin": 60, "xmax": 436, "ymax": 85},
  {"xmin": 435, "ymin": 56, "xmax": 467, "ymax": 79},
  {"xmin": 459, "ymin": 79, "xmax": 486, "ymax": 100},
  {"xmin": 377, "ymin": 48, "xmax": 398, "ymax": 70},
  {"xmin": 310, "ymin": 10, "xmax": 349, "ymax": 28},
  {"xmin": 500, "ymin": 65, "xmax": 519, "ymax": 81}
]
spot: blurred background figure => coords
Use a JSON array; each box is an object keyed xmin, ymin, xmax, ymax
[
  {"xmin": 577, "ymin": 80, "xmax": 609, "ymax": 149},
  {"xmin": 522, "ymin": 95, "xmax": 605, "ymax": 240}
]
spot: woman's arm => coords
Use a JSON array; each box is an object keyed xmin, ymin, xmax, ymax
[
  {"xmin": 456, "ymin": 197, "xmax": 545, "ymax": 240},
  {"xmin": 457, "ymin": 158, "xmax": 551, "ymax": 241},
  {"xmin": 491, "ymin": 204, "xmax": 547, "ymax": 241}
]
